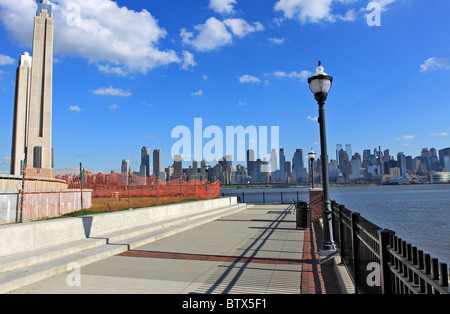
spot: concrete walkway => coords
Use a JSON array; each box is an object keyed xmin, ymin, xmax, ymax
[{"xmin": 7, "ymin": 204, "xmax": 348, "ymax": 294}]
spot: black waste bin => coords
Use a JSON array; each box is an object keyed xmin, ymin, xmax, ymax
[{"xmin": 295, "ymin": 201, "xmax": 311, "ymax": 229}]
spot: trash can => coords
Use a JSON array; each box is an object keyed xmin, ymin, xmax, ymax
[{"xmin": 296, "ymin": 201, "xmax": 311, "ymax": 229}]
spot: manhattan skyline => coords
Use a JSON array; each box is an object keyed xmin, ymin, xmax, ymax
[{"xmin": 0, "ymin": 0, "xmax": 449, "ymax": 174}]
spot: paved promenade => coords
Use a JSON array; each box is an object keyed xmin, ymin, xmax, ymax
[{"xmin": 8, "ymin": 204, "xmax": 346, "ymax": 294}]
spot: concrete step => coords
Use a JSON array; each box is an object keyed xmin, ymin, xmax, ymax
[{"xmin": 0, "ymin": 203, "xmax": 250, "ymax": 294}]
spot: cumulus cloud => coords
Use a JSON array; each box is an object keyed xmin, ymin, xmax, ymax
[
  {"xmin": 92, "ymin": 86, "xmax": 131, "ymax": 97},
  {"xmin": 420, "ymin": 57, "xmax": 450, "ymax": 72},
  {"xmin": 181, "ymin": 51, "xmax": 196, "ymax": 70},
  {"xmin": 273, "ymin": 0, "xmax": 393, "ymax": 25},
  {"xmin": 68, "ymin": 105, "xmax": 83, "ymax": 112},
  {"xmin": 0, "ymin": 54, "xmax": 15, "ymax": 65},
  {"xmin": 430, "ymin": 132, "xmax": 448, "ymax": 136},
  {"xmin": 239, "ymin": 75, "xmax": 261, "ymax": 84},
  {"xmin": 181, "ymin": 17, "xmax": 264, "ymax": 51},
  {"xmin": 273, "ymin": 70, "xmax": 312, "ymax": 82},
  {"xmin": 190, "ymin": 90, "xmax": 203, "ymax": 96},
  {"xmin": 223, "ymin": 18, "xmax": 264, "ymax": 37},
  {"xmin": 0, "ymin": 0, "xmax": 181, "ymax": 74},
  {"xmin": 268, "ymin": 37, "xmax": 285, "ymax": 44},
  {"xmin": 209, "ymin": 0, "xmax": 237, "ymax": 14},
  {"xmin": 395, "ymin": 135, "xmax": 415, "ymax": 141}
]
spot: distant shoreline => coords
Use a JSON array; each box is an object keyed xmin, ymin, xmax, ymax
[{"xmin": 220, "ymin": 182, "xmax": 450, "ymax": 190}]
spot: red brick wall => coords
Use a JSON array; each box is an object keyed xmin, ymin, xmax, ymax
[{"xmin": 309, "ymin": 188, "xmax": 323, "ymax": 223}]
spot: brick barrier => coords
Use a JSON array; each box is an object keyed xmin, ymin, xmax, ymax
[{"xmin": 309, "ymin": 188, "xmax": 323, "ymax": 222}]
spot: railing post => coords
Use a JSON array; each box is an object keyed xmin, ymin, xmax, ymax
[
  {"xmin": 338, "ymin": 204, "xmax": 345, "ymax": 264},
  {"xmin": 263, "ymin": 192, "xmax": 265, "ymax": 204},
  {"xmin": 351, "ymin": 212, "xmax": 361, "ymax": 293},
  {"xmin": 379, "ymin": 228, "xmax": 396, "ymax": 294}
]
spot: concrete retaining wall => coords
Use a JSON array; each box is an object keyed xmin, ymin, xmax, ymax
[
  {"xmin": 0, "ymin": 190, "xmax": 92, "ymax": 225},
  {"xmin": 0, "ymin": 197, "xmax": 237, "ymax": 258}
]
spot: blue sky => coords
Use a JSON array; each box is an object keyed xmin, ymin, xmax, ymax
[{"xmin": 0, "ymin": 0, "xmax": 449, "ymax": 174}]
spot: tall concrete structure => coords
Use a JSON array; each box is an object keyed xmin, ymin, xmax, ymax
[{"xmin": 10, "ymin": 0, "xmax": 54, "ymax": 175}]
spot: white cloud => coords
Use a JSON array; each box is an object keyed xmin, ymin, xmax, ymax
[
  {"xmin": 209, "ymin": 0, "xmax": 237, "ymax": 14},
  {"xmin": 223, "ymin": 18, "xmax": 264, "ymax": 37},
  {"xmin": 239, "ymin": 74, "xmax": 261, "ymax": 84},
  {"xmin": 395, "ymin": 135, "xmax": 415, "ymax": 140},
  {"xmin": 237, "ymin": 100, "xmax": 247, "ymax": 106},
  {"xmin": 181, "ymin": 17, "xmax": 264, "ymax": 51},
  {"xmin": 420, "ymin": 57, "xmax": 450, "ymax": 72},
  {"xmin": 68, "ymin": 105, "xmax": 83, "ymax": 112},
  {"xmin": 0, "ymin": 54, "xmax": 15, "ymax": 65},
  {"xmin": 190, "ymin": 90, "xmax": 203, "ymax": 96},
  {"xmin": 307, "ymin": 115, "xmax": 318, "ymax": 122},
  {"xmin": 181, "ymin": 17, "xmax": 232, "ymax": 51},
  {"xmin": 273, "ymin": 70, "xmax": 312, "ymax": 82},
  {"xmin": 274, "ymin": 0, "xmax": 335, "ymax": 24},
  {"xmin": 108, "ymin": 104, "xmax": 119, "ymax": 110},
  {"xmin": 430, "ymin": 132, "xmax": 449, "ymax": 136},
  {"xmin": 181, "ymin": 51, "xmax": 196, "ymax": 70},
  {"xmin": 268, "ymin": 37, "xmax": 285, "ymax": 44},
  {"xmin": 274, "ymin": 0, "xmax": 390, "ymax": 25},
  {"xmin": 97, "ymin": 64, "xmax": 128, "ymax": 77},
  {"xmin": 0, "ymin": 0, "xmax": 181, "ymax": 74},
  {"xmin": 92, "ymin": 86, "xmax": 131, "ymax": 97}
]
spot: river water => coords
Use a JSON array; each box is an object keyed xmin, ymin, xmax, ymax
[{"xmin": 221, "ymin": 184, "xmax": 450, "ymax": 264}]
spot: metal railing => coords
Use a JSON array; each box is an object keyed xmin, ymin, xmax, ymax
[
  {"xmin": 221, "ymin": 190, "xmax": 308, "ymax": 204},
  {"xmin": 331, "ymin": 201, "xmax": 449, "ymax": 294}
]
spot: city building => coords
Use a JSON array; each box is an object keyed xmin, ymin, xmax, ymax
[
  {"xmin": 153, "ymin": 149, "xmax": 161, "ymax": 178},
  {"xmin": 121, "ymin": 159, "xmax": 130, "ymax": 174},
  {"xmin": 140, "ymin": 147, "xmax": 150, "ymax": 177},
  {"xmin": 439, "ymin": 148, "xmax": 450, "ymax": 171}
]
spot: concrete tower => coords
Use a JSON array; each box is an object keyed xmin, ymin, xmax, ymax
[{"xmin": 10, "ymin": 0, "xmax": 54, "ymax": 175}]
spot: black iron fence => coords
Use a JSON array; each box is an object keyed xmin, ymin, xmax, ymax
[
  {"xmin": 331, "ymin": 201, "xmax": 449, "ymax": 294},
  {"xmin": 221, "ymin": 190, "xmax": 308, "ymax": 204}
]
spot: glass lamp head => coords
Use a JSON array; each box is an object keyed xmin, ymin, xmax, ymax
[{"xmin": 308, "ymin": 61, "xmax": 333, "ymax": 95}]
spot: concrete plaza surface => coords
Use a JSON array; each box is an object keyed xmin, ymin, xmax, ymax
[{"xmin": 7, "ymin": 204, "xmax": 349, "ymax": 294}]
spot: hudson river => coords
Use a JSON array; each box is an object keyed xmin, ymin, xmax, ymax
[{"xmin": 221, "ymin": 184, "xmax": 450, "ymax": 264}]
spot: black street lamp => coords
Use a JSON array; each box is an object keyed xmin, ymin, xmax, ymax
[
  {"xmin": 308, "ymin": 148, "xmax": 316, "ymax": 189},
  {"xmin": 308, "ymin": 61, "xmax": 336, "ymax": 253}
]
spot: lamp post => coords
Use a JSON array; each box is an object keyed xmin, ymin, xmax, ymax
[
  {"xmin": 308, "ymin": 61, "xmax": 336, "ymax": 252},
  {"xmin": 308, "ymin": 148, "xmax": 316, "ymax": 189}
]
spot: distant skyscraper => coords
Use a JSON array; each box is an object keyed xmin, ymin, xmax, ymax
[
  {"xmin": 397, "ymin": 152, "xmax": 406, "ymax": 177},
  {"xmin": 153, "ymin": 149, "xmax": 161, "ymax": 178},
  {"xmin": 140, "ymin": 147, "xmax": 150, "ymax": 177},
  {"xmin": 271, "ymin": 149, "xmax": 277, "ymax": 172},
  {"xmin": 438, "ymin": 148, "xmax": 450, "ymax": 170},
  {"xmin": 279, "ymin": 149, "xmax": 286, "ymax": 182},
  {"xmin": 292, "ymin": 149, "xmax": 305, "ymax": 183},
  {"xmin": 173, "ymin": 155, "xmax": 182, "ymax": 176},
  {"xmin": 336, "ymin": 144, "xmax": 342, "ymax": 165},
  {"xmin": 11, "ymin": 1, "xmax": 54, "ymax": 175},
  {"xmin": 345, "ymin": 144, "xmax": 352, "ymax": 159},
  {"xmin": 247, "ymin": 149, "xmax": 255, "ymax": 176},
  {"xmin": 121, "ymin": 159, "xmax": 130, "ymax": 174}
]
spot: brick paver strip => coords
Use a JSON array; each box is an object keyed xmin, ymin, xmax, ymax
[{"xmin": 119, "ymin": 250, "xmax": 313, "ymax": 265}]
